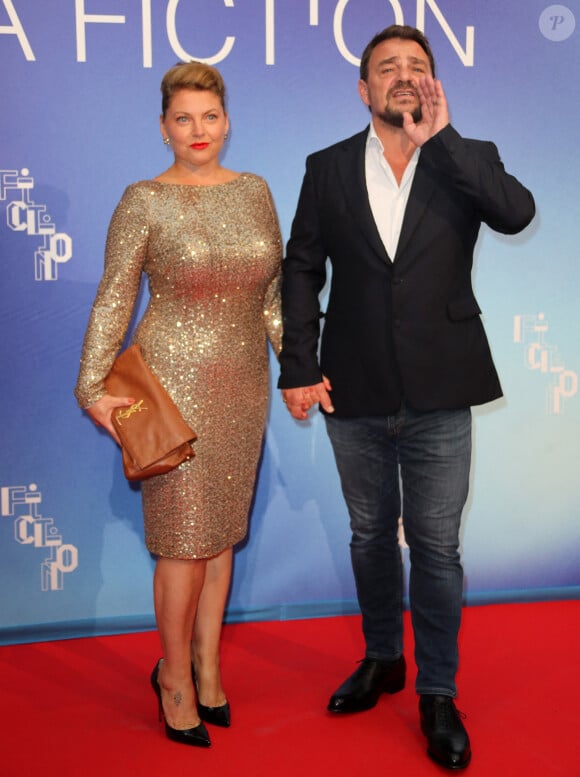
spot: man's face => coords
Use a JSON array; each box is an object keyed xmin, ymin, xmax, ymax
[{"xmin": 358, "ymin": 38, "xmax": 432, "ymax": 128}]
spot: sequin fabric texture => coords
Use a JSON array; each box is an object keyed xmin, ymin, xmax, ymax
[{"xmin": 75, "ymin": 175, "xmax": 282, "ymax": 558}]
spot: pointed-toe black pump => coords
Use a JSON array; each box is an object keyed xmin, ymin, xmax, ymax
[
  {"xmin": 191, "ymin": 663, "xmax": 231, "ymax": 727},
  {"xmin": 151, "ymin": 659, "xmax": 211, "ymax": 747}
]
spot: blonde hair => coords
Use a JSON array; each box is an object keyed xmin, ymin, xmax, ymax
[{"xmin": 160, "ymin": 61, "xmax": 226, "ymax": 116}]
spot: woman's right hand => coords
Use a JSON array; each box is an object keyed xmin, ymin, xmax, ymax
[
  {"xmin": 281, "ymin": 375, "xmax": 334, "ymax": 421},
  {"xmin": 86, "ymin": 393, "xmax": 136, "ymax": 446}
]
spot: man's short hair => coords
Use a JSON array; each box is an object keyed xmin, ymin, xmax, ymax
[{"xmin": 360, "ymin": 25, "xmax": 436, "ymax": 81}]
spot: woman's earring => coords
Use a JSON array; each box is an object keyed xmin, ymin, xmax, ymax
[
  {"xmin": 163, "ymin": 137, "xmax": 170, "ymax": 146},
  {"xmin": 224, "ymin": 133, "xmax": 228, "ymax": 141}
]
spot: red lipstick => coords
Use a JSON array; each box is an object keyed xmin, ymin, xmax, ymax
[{"xmin": 190, "ymin": 142, "xmax": 209, "ymax": 150}]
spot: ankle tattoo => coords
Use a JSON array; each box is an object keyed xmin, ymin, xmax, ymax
[{"xmin": 173, "ymin": 691, "xmax": 183, "ymax": 706}]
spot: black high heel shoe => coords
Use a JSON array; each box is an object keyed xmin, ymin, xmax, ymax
[
  {"xmin": 151, "ymin": 659, "xmax": 211, "ymax": 747},
  {"xmin": 191, "ymin": 664, "xmax": 231, "ymax": 727},
  {"xmin": 198, "ymin": 700, "xmax": 231, "ymax": 728}
]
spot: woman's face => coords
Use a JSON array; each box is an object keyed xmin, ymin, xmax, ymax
[{"xmin": 160, "ymin": 88, "xmax": 229, "ymax": 172}]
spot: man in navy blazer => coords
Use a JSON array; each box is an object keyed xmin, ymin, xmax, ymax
[{"xmin": 279, "ymin": 25, "xmax": 535, "ymax": 770}]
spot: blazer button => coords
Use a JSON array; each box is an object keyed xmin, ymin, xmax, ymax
[{"xmin": 393, "ymin": 277, "xmax": 403, "ymax": 285}]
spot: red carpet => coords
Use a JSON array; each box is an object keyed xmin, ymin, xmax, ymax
[{"xmin": 1, "ymin": 601, "xmax": 578, "ymax": 776}]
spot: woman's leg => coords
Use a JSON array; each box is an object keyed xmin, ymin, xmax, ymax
[
  {"xmin": 154, "ymin": 556, "xmax": 207, "ymax": 729},
  {"xmin": 191, "ymin": 547, "xmax": 233, "ymax": 707}
]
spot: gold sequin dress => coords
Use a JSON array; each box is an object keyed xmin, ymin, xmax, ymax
[{"xmin": 74, "ymin": 174, "xmax": 282, "ymax": 559}]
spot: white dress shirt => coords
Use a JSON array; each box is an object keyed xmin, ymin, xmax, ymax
[{"xmin": 365, "ymin": 122, "xmax": 420, "ymax": 261}]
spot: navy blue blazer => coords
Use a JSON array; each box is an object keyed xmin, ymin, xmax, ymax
[{"xmin": 279, "ymin": 124, "xmax": 536, "ymax": 416}]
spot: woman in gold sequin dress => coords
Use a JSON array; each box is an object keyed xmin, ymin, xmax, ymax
[{"xmin": 74, "ymin": 62, "xmax": 282, "ymax": 747}]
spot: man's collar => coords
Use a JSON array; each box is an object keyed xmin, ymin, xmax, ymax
[{"xmin": 366, "ymin": 121, "xmax": 420, "ymax": 162}]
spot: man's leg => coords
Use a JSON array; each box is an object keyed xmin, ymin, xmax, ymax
[
  {"xmin": 324, "ymin": 414, "xmax": 406, "ymax": 712},
  {"xmin": 398, "ymin": 405, "xmax": 472, "ymax": 769}
]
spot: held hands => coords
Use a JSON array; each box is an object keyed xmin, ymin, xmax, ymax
[
  {"xmin": 281, "ymin": 376, "xmax": 334, "ymax": 421},
  {"xmin": 402, "ymin": 75, "xmax": 449, "ymax": 147},
  {"xmin": 86, "ymin": 393, "xmax": 136, "ymax": 446}
]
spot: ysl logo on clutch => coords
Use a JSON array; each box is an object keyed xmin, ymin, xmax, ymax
[{"xmin": 116, "ymin": 399, "xmax": 148, "ymax": 425}]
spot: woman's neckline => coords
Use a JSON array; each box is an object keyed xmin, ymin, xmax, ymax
[{"xmin": 149, "ymin": 172, "xmax": 244, "ymax": 188}]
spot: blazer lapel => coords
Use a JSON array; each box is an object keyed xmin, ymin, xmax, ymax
[
  {"xmin": 336, "ymin": 129, "xmax": 391, "ymax": 264},
  {"xmin": 394, "ymin": 155, "xmax": 437, "ymax": 261}
]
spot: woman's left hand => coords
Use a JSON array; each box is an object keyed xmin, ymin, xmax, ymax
[{"xmin": 86, "ymin": 393, "xmax": 136, "ymax": 445}]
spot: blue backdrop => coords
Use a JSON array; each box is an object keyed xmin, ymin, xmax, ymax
[{"xmin": 1, "ymin": 0, "xmax": 578, "ymax": 645}]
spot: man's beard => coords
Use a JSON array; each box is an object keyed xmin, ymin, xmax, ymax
[
  {"xmin": 377, "ymin": 81, "xmax": 422, "ymax": 127},
  {"xmin": 377, "ymin": 104, "xmax": 422, "ymax": 128}
]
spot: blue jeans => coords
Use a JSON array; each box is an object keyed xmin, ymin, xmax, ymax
[{"xmin": 324, "ymin": 405, "xmax": 471, "ymax": 697}]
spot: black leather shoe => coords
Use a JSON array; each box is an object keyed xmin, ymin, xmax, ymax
[
  {"xmin": 191, "ymin": 663, "xmax": 231, "ymax": 727},
  {"xmin": 151, "ymin": 660, "xmax": 211, "ymax": 747},
  {"xmin": 198, "ymin": 700, "xmax": 231, "ymax": 728},
  {"xmin": 419, "ymin": 695, "xmax": 471, "ymax": 770},
  {"xmin": 327, "ymin": 656, "xmax": 406, "ymax": 713}
]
